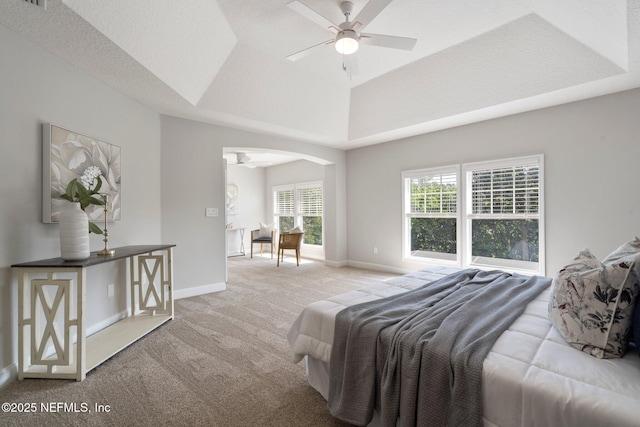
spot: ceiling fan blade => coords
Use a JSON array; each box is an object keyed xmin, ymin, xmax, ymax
[
  {"xmin": 360, "ymin": 33, "xmax": 417, "ymax": 51},
  {"xmin": 287, "ymin": 1, "xmax": 339, "ymax": 34},
  {"xmin": 287, "ymin": 39, "xmax": 335, "ymax": 61},
  {"xmin": 351, "ymin": 0, "xmax": 393, "ymax": 31}
]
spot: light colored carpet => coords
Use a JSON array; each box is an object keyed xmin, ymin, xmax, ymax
[{"xmin": 1, "ymin": 255, "xmax": 396, "ymax": 426}]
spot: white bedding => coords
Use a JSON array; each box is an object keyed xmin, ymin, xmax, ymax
[{"xmin": 287, "ymin": 266, "xmax": 640, "ymax": 427}]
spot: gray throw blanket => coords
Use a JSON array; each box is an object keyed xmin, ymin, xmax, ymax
[{"xmin": 327, "ymin": 269, "xmax": 551, "ymax": 427}]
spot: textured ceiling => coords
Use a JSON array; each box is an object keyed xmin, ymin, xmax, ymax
[{"xmin": 2, "ymin": 0, "xmax": 639, "ymax": 149}]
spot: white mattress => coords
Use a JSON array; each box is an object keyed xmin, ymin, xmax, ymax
[{"xmin": 287, "ymin": 267, "xmax": 640, "ymax": 427}]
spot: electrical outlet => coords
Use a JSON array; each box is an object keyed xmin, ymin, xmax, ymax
[
  {"xmin": 205, "ymin": 208, "xmax": 218, "ymax": 217},
  {"xmin": 373, "ymin": 247, "xmax": 378, "ymax": 255},
  {"xmin": 107, "ymin": 283, "xmax": 114, "ymax": 298}
]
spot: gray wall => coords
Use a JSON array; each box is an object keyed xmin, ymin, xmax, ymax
[
  {"xmin": 266, "ymin": 159, "xmax": 324, "ymax": 186},
  {"xmin": 0, "ymin": 24, "xmax": 162, "ymax": 385},
  {"xmin": 346, "ymin": 88, "xmax": 640, "ymax": 275}
]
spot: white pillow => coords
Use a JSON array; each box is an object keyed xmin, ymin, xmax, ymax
[
  {"xmin": 256, "ymin": 222, "xmax": 275, "ymax": 238},
  {"xmin": 290, "ymin": 226, "xmax": 303, "ymax": 234}
]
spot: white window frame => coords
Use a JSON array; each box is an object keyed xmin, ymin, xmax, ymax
[
  {"xmin": 402, "ymin": 155, "xmax": 545, "ymax": 275},
  {"xmin": 273, "ymin": 181, "xmax": 324, "ymax": 248},
  {"xmin": 273, "ymin": 185, "xmax": 295, "ymax": 231},
  {"xmin": 462, "ymin": 155, "xmax": 545, "ymax": 275},
  {"xmin": 402, "ymin": 165, "xmax": 461, "ymax": 266}
]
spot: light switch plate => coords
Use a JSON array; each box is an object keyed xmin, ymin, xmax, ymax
[{"xmin": 205, "ymin": 208, "xmax": 218, "ymax": 217}]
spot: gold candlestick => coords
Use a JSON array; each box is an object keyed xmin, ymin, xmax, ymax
[{"xmin": 98, "ymin": 193, "xmax": 115, "ymax": 256}]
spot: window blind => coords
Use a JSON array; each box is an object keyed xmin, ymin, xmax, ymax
[
  {"xmin": 409, "ymin": 172, "xmax": 457, "ymax": 215},
  {"xmin": 298, "ymin": 186, "xmax": 323, "ymax": 216},
  {"xmin": 275, "ymin": 188, "xmax": 294, "ymax": 215},
  {"xmin": 471, "ymin": 165, "xmax": 539, "ymax": 215}
]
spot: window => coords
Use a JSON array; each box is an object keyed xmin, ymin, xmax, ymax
[
  {"xmin": 274, "ymin": 182, "xmax": 323, "ymax": 246},
  {"xmin": 403, "ymin": 155, "xmax": 544, "ymax": 274},
  {"xmin": 274, "ymin": 187, "xmax": 294, "ymax": 232},
  {"xmin": 402, "ymin": 166, "xmax": 459, "ymax": 262},
  {"xmin": 464, "ymin": 156, "xmax": 543, "ymax": 273},
  {"xmin": 297, "ymin": 184, "xmax": 323, "ymax": 245}
]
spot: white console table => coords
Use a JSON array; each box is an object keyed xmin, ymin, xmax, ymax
[
  {"xmin": 226, "ymin": 227, "xmax": 247, "ymax": 257},
  {"xmin": 12, "ymin": 244, "xmax": 175, "ymax": 381}
]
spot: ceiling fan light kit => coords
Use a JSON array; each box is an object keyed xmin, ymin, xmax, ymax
[{"xmin": 335, "ymin": 29, "xmax": 359, "ymax": 55}]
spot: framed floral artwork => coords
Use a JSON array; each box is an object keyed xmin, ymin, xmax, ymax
[{"xmin": 42, "ymin": 123, "xmax": 121, "ymax": 223}]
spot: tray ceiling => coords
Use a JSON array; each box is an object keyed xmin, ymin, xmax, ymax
[{"xmin": 2, "ymin": 0, "xmax": 639, "ymax": 149}]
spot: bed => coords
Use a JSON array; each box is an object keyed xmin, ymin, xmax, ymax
[{"xmin": 287, "ymin": 264, "xmax": 640, "ymax": 427}]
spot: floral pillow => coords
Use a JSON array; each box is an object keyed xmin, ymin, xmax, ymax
[
  {"xmin": 602, "ymin": 236, "xmax": 640, "ymax": 264},
  {"xmin": 604, "ymin": 237, "xmax": 640, "ymax": 356},
  {"xmin": 548, "ymin": 247, "xmax": 640, "ymax": 358},
  {"xmin": 634, "ymin": 299, "xmax": 640, "ymax": 356}
]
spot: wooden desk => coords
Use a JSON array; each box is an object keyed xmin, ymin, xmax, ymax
[{"xmin": 12, "ymin": 245, "xmax": 175, "ymax": 381}]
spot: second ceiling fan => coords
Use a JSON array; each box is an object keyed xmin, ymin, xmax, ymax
[{"xmin": 286, "ymin": 0, "xmax": 417, "ymax": 74}]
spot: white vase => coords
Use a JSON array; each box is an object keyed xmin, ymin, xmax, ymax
[{"xmin": 59, "ymin": 202, "xmax": 90, "ymax": 260}]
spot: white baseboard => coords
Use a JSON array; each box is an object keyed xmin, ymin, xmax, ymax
[
  {"xmin": 0, "ymin": 363, "xmax": 17, "ymax": 389},
  {"xmin": 324, "ymin": 259, "xmax": 348, "ymax": 268},
  {"xmin": 174, "ymin": 282, "xmax": 226, "ymax": 300},
  {"xmin": 346, "ymin": 260, "xmax": 412, "ymax": 275}
]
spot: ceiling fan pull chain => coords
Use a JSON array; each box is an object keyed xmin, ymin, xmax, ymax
[{"xmin": 342, "ymin": 54, "xmax": 353, "ymax": 81}]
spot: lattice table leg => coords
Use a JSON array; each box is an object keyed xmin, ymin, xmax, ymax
[{"xmin": 17, "ymin": 268, "xmax": 85, "ymax": 380}]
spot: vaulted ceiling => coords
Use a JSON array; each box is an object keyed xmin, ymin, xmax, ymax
[{"xmin": 2, "ymin": 0, "xmax": 639, "ymax": 149}]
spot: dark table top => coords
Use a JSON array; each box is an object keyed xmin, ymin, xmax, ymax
[{"xmin": 11, "ymin": 244, "xmax": 176, "ymax": 268}]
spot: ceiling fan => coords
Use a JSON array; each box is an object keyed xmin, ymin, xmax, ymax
[
  {"xmin": 227, "ymin": 152, "xmax": 256, "ymax": 168},
  {"xmin": 286, "ymin": 0, "xmax": 417, "ymax": 73}
]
